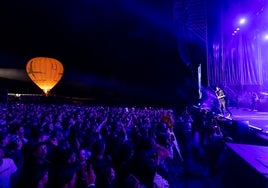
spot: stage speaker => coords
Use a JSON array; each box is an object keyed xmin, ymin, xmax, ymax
[{"xmin": 236, "ymin": 120, "xmax": 250, "ymax": 143}]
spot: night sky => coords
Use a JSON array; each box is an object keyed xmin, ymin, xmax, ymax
[{"xmin": 0, "ymin": 0, "xmax": 199, "ymax": 105}]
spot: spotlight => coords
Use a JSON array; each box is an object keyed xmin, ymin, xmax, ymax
[{"xmin": 239, "ymin": 18, "xmax": 246, "ymax": 25}]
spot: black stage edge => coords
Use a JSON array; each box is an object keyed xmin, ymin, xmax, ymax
[
  {"xmin": 223, "ymin": 143, "xmax": 268, "ymax": 188},
  {"xmin": 192, "ymin": 105, "xmax": 268, "ymax": 146}
]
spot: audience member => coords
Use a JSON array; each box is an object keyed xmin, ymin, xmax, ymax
[
  {"xmin": 0, "ymin": 147, "xmax": 17, "ymax": 188},
  {"xmin": 0, "ymin": 101, "xmax": 230, "ymax": 188}
]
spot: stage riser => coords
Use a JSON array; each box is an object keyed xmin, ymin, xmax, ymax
[
  {"xmin": 223, "ymin": 144, "xmax": 268, "ymax": 188},
  {"xmin": 217, "ymin": 119, "xmax": 268, "ymax": 146}
]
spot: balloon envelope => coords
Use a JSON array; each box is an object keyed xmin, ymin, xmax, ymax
[{"xmin": 26, "ymin": 57, "xmax": 64, "ymax": 95}]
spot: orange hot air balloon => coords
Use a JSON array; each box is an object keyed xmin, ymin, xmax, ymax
[{"xmin": 26, "ymin": 57, "xmax": 64, "ymax": 95}]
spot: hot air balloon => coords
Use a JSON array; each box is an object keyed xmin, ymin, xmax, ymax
[{"xmin": 26, "ymin": 57, "xmax": 64, "ymax": 95}]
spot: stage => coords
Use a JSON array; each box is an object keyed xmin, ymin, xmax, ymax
[
  {"xmin": 230, "ymin": 107, "xmax": 268, "ymax": 133},
  {"xmin": 223, "ymin": 142, "xmax": 268, "ymax": 188},
  {"xmin": 195, "ymin": 104, "xmax": 268, "ymax": 145}
]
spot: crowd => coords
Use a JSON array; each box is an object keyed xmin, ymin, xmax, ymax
[{"xmin": 0, "ymin": 101, "xmax": 228, "ymax": 188}]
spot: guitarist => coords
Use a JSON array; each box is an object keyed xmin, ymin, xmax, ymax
[{"xmin": 215, "ymin": 86, "xmax": 232, "ymax": 118}]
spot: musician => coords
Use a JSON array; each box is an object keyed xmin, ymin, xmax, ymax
[
  {"xmin": 250, "ymin": 91, "xmax": 259, "ymax": 111},
  {"xmin": 215, "ymin": 86, "xmax": 232, "ymax": 118}
]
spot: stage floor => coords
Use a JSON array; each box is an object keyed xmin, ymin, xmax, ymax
[{"xmin": 230, "ymin": 107, "xmax": 268, "ymax": 133}]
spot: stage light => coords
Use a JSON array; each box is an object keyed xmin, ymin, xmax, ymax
[
  {"xmin": 248, "ymin": 124, "xmax": 263, "ymax": 132},
  {"xmin": 239, "ymin": 18, "xmax": 246, "ymax": 25}
]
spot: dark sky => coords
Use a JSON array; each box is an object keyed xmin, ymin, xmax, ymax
[{"xmin": 0, "ymin": 0, "xmax": 198, "ymax": 105}]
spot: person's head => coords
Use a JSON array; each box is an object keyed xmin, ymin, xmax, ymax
[
  {"xmin": 32, "ymin": 142, "xmax": 47, "ymax": 160},
  {"xmin": 216, "ymin": 86, "xmax": 220, "ymax": 91},
  {"xmin": 117, "ymin": 140, "xmax": 134, "ymax": 161},
  {"xmin": 62, "ymin": 149, "xmax": 77, "ymax": 165},
  {"xmin": 124, "ymin": 174, "xmax": 142, "ymax": 188},
  {"xmin": 135, "ymin": 157, "xmax": 157, "ymax": 188},
  {"xmin": 214, "ymin": 126, "xmax": 221, "ymax": 135},
  {"xmin": 0, "ymin": 132, "xmax": 10, "ymax": 147},
  {"xmin": 13, "ymin": 125, "xmax": 25, "ymax": 138},
  {"xmin": 9, "ymin": 135, "xmax": 23, "ymax": 150},
  {"xmin": 78, "ymin": 148, "xmax": 88, "ymax": 163},
  {"xmin": 96, "ymin": 165, "xmax": 116, "ymax": 187},
  {"xmin": 43, "ymin": 123, "xmax": 54, "ymax": 134},
  {"xmin": 54, "ymin": 166, "xmax": 77, "ymax": 188},
  {"xmin": 92, "ymin": 139, "xmax": 106, "ymax": 158},
  {"xmin": 31, "ymin": 167, "xmax": 49, "ymax": 188}
]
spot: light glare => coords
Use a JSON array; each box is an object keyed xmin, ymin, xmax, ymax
[{"xmin": 239, "ymin": 18, "xmax": 246, "ymax": 25}]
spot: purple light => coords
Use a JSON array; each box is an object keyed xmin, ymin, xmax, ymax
[{"xmin": 239, "ymin": 18, "xmax": 246, "ymax": 25}]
